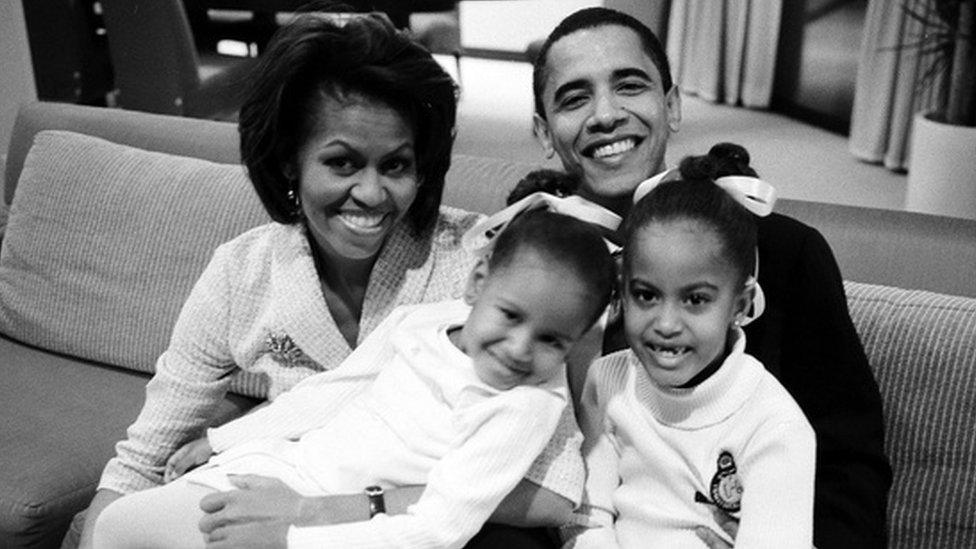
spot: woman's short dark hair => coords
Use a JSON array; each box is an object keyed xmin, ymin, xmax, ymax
[
  {"xmin": 490, "ymin": 210, "xmax": 616, "ymax": 328},
  {"xmin": 532, "ymin": 7, "xmax": 672, "ymax": 120},
  {"xmin": 239, "ymin": 10, "xmax": 458, "ymax": 233},
  {"xmin": 623, "ymin": 151, "xmax": 757, "ymax": 286}
]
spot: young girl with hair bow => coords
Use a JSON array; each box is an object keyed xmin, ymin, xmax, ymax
[{"xmin": 564, "ymin": 152, "xmax": 816, "ymax": 549}]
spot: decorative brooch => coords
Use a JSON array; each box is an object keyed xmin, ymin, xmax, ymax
[{"xmin": 265, "ymin": 332, "xmax": 310, "ymax": 368}]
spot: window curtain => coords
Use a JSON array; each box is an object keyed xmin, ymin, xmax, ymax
[
  {"xmin": 849, "ymin": 0, "xmax": 945, "ymax": 171},
  {"xmin": 666, "ymin": 0, "xmax": 783, "ymax": 108}
]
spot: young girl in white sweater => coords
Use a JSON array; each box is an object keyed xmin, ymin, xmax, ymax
[
  {"xmin": 566, "ymin": 155, "xmax": 816, "ymax": 549},
  {"xmin": 92, "ymin": 210, "xmax": 616, "ymax": 549}
]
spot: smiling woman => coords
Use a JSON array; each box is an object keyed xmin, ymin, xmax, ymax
[
  {"xmin": 294, "ymin": 93, "xmax": 422, "ymax": 345},
  {"xmin": 296, "ymin": 94, "xmax": 419, "ymax": 263},
  {"xmin": 74, "ymin": 10, "xmax": 483, "ymax": 548}
]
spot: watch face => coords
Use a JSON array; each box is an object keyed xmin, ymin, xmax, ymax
[{"xmin": 366, "ymin": 485, "xmax": 386, "ymax": 517}]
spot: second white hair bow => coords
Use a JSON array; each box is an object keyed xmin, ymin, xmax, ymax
[
  {"xmin": 632, "ymin": 168, "xmax": 777, "ymax": 326},
  {"xmin": 462, "ymin": 192, "xmax": 622, "ymax": 256},
  {"xmin": 633, "ymin": 169, "xmax": 778, "ymax": 217}
]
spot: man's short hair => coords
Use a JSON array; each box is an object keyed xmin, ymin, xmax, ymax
[{"xmin": 532, "ymin": 7, "xmax": 673, "ymax": 119}]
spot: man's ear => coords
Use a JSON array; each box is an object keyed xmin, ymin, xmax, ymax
[
  {"xmin": 463, "ymin": 256, "xmax": 490, "ymax": 305},
  {"xmin": 665, "ymin": 85, "xmax": 682, "ymax": 133},
  {"xmin": 533, "ymin": 113, "xmax": 556, "ymax": 159}
]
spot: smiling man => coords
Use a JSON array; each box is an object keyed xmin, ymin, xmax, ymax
[
  {"xmin": 531, "ymin": 7, "xmax": 891, "ymax": 549},
  {"xmin": 532, "ymin": 9, "xmax": 679, "ymax": 218}
]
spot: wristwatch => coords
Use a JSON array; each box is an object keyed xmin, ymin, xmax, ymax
[{"xmin": 365, "ymin": 485, "xmax": 386, "ymax": 518}]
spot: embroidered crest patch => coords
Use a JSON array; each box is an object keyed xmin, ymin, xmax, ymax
[{"xmin": 709, "ymin": 451, "xmax": 743, "ymax": 512}]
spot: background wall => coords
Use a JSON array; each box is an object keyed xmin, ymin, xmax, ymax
[
  {"xmin": 459, "ymin": 0, "xmax": 598, "ymax": 53},
  {"xmin": 773, "ymin": 0, "xmax": 866, "ymax": 134},
  {"xmin": 459, "ymin": 0, "xmax": 671, "ymax": 54}
]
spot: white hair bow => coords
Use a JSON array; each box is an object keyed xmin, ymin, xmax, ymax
[
  {"xmin": 632, "ymin": 168, "xmax": 777, "ymax": 325},
  {"xmin": 462, "ymin": 192, "xmax": 622, "ymax": 256},
  {"xmin": 633, "ymin": 169, "xmax": 778, "ymax": 217}
]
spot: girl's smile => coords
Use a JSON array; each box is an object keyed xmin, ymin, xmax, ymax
[{"xmin": 623, "ymin": 219, "xmax": 750, "ymax": 388}]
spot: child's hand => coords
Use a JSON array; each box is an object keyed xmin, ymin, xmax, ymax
[
  {"xmin": 164, "ymin": 437, "xmax": 213, "ymax": 483},
  {"xmin": 694, "ymin": 507, "xmax": 739, "ymax": 548}
]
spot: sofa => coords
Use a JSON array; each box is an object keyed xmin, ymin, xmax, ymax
[{"xmin": 1, "ymin": 101, "xmax": 974, "ymax": 548}]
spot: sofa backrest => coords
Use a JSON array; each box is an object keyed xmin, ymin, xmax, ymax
[
  {"xmin": 0, "ymin": 130, "xmax": 269, "ymax": 392},
  {"xmin": 4, "ymin": 101, "xmax": 239, "ymax": 207},
  {"xmin": 778, "ymin": 199, "xmax": 976, "ymax": 299},
  {"xmin": 6, "ymin": 102, "xmax": 974, "ymax": 299},
  {"xmin": 441, "ymin": 153, "xmax": 976, "ymax": 298}
]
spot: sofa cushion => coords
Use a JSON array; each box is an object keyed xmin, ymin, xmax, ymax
[
  {"xmin": 0, "ymin": 334, "xmax": 151, "ymax": 547},
  {"xmin": 844, "ymin": 281, "xmax": 976, "ymax": 548},
  {"xmin": 0, "ymin": 130, "xmax": 269, "ymax": 376},
  {"xmin": 0, "ymin": 333, "xmax": 259, "ymax": 548}
]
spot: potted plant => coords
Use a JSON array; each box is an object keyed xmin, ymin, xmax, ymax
[{"xmin": 902, "ymin": 0, "xmax": 976, "ymax": 219}]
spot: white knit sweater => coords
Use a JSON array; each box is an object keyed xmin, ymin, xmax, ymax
[
  {"xmin": 201, "ymin": 300, "xmax": 569, "ymax": 548},
  {"xmin": 567, "ymin": 332, "xmax": 816, "ymax": 549}
]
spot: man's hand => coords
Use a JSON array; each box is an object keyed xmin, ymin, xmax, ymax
[
  {"xmin": 164, "ymin": 437, "xmax": 213, "ymax": 483},
  {"xmin": 694, "ymin": 507, "xmax": 739, "ymax": 549}
]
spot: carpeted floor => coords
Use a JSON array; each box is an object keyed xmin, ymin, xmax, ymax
[{"xmin": 445, "ymin": 56, "xmax": 907, "ymax": 211}]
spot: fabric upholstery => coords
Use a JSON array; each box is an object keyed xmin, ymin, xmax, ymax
[
  {"xmin": 779, "ymin": 200, "xmax": 976, "ymax": 299},
  {"xmin": 0, "ymin": 130, "xmax": 268, "ymax": 375},
  {"xmin": 0, "ymin": 333, "xmax": 258, "ymax": 548},
  {"xmin": 0, "ymin": 335, "xmax": 151, "ymax": 547},
  {"xmin": 442, "ymin": 153, "xmax": 541, "ymax": 215},
  {"xmin": 845, "ymin": 281, "xmax": 976, "ymax": 548},
  {"xmin": 4, "ymin": 102, "xmax": 239, "ymax": 208}
]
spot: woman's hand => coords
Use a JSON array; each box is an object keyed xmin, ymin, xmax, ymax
[
  {"xmin": 164, "ymin": 437, "xmax": 213, "ymax": 483},
  {"xmin": 694, "ymin": 507, "xmax": 739, "ymax": 548}
]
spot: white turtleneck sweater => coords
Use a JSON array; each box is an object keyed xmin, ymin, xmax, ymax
[{"xmin": 566, "ymin": 332, "xmax": 816, "ymax": 549}]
